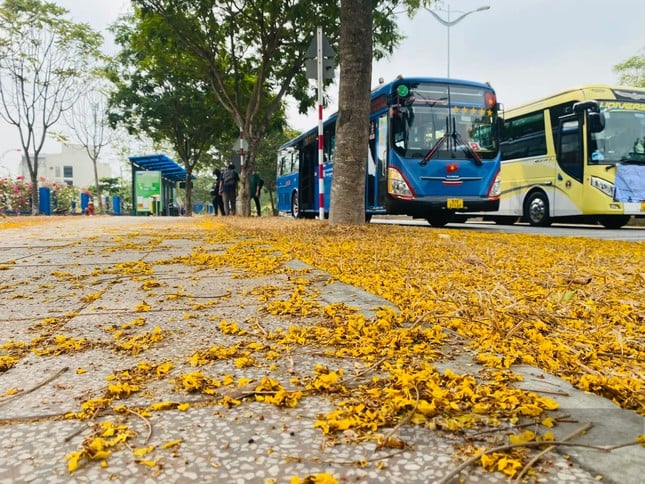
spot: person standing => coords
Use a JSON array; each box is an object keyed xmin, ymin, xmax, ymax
[
  {"xmin": 220, "ymin": 163, "xmax": 239, "ymax": 215},
  {"xmin": 249, "ymin": 170, "xmax": 264, "ymax": 216},
  {"xmin": 211, "ymin": 168, "xmax": 225, "ymax": 216}
]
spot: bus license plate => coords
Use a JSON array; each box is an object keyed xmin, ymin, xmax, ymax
[{"xmin": 447, "ymin": 198, "xmax": 463, "ymax": 209}]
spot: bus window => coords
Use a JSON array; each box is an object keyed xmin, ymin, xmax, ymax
[
  {"xmin": 389, "ymin": 82, "xmax": 499, "ymax": 160},
  {"xmin": 377, "ymin": 114, "xmax": 388, "ymax": 204},
  {"xmin": 324, "ymin": 124, "xmax": 335, "ymax": 163},
  {"xmin": 592, "ymin": 110, "xmax": 645, "ymax": 163},
  {"xmin": 500, "ymin": 111, "xmax": 546, "ymax": 160},
  {"xmin": 549, "ymin": 102, "xmax": 575, "ymax": 126},
  {"xmin": 392, "ymin": 106, "xmax": 412, "ymax": 151},
  {"xmin": 558, "ymin": 119, "xmax": 582, "ymax": 181},
  {"xmin": 278, "ymin": 150, "xmax": 290, "ymax": 176},
  {"xmin": 368, "ymin": 120, "xmax": 376, "ymax": 206},
  {"xmin": 470, "ymin": 125, "xmax": 493, "ymax": 150}
]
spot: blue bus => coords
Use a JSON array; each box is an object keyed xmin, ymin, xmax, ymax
[{"xmin": 277, "ymin": 76, "xmax": 502, "ymax": 226}]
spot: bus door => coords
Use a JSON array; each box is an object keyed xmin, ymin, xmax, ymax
[
  {"xmin": 555, "ymin": 115, "xmax": 585, "ymax": 216},
  {"xmin": 366, "ymin": 115, "xmax": 388, "ymax": 210},
  {"xmin": 299, "ymin": 140, "xmax": 317, "ymax": 212},
  {"xmin": 367, "ymin": 120, "xmax": 377, "ymax": 207},
  {"xmin": 377, "ymin": 114, "xmax": 388, "ymax": 207}
]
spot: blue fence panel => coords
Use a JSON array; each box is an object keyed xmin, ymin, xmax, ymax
[
  {"xmin": 80, "ymin": 192, "xmax": 90, "ymax": 213},
  {"xmin": 39, "ymin": 187, "xmax": 51, "ymax": 215},
  {"xmin": 112, "ymin": 196, "xmax": 121, "ymax": 215}
]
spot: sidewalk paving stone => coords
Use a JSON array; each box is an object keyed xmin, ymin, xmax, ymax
[{"xmin": 0, "ymin": 216, "xmax": 641, "ymax": 483}]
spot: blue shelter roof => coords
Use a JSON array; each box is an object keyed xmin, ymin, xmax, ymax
[{"xmin": 128, "ymin": 154, "xmax": 188, "ymax": 182}]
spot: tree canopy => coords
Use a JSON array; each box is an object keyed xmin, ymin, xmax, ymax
[
  {"xmin": 106, "ymin": 12, "xmax": 240, "ymax": 215},
  {"xmin": 128, "ymin": 0, "xmax": 413, "ymax": 216},
  {"xmin": 614, "ymin": 48, "xmax": 645, "ymax": 87}
]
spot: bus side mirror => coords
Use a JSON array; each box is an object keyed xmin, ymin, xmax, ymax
[
  {"xmin": 496, "ymin": 117, "xmax": 505, "ymax": 137},
  {"xmin": 573, "ymin": 100, "xmax": 599, "ymax": 113},
  {"xmin": 588, "ymin": 112, "xmax": 605, "ymax": 133}
]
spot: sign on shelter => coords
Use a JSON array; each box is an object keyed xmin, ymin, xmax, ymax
[{"xmin": 135, "ymin": 170, "xmax": 162, "ymax": 213}]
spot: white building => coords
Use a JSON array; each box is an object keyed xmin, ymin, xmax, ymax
[{"xmin": 19, "ymin": 144, "xmax": 111, "ymax": 188}]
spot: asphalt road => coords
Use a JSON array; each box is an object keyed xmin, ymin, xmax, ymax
[{"xmin": 371, "ymin": 217, "xmax": 645, "ymax": 242}]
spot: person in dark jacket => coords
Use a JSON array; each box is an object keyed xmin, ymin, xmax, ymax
[
  {"xmin": 220, "ymin": 164, "xmax": 239, "ymax": 215},
  {"xmin": 211, "ymin": 168, "xmax": 225, "ymax": 216},
  {"xmin": 249, "ymin": 169, "xmax": 264, "ymax": 216}
]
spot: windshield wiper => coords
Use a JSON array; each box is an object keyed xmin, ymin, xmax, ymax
[
  {"xmin": 453, "ymin": 130, "xmax": 482, "ymax": 166},
  {"xmin": 420, "ymin": 133, "xmax": 448, "ymax": 166},
  {"xmin": 619, "ymin": 157, "xmax": 645, "ymax": 165},
  {"xmin": 420, "ymin": 116, "xmax": 482, "ymax": 166}
]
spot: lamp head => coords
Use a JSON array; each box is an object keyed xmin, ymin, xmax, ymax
[{"xmin": 477, "ymin": 6, "xmax": 491, "ymax": 11}]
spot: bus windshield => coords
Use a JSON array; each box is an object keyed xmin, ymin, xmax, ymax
[
  {"xmin": 391, "ymin": 82, "xmax": 498, "ymax": 160},
  {"xmin": 592, "ymin": 102, "xmax": 645, "ymax": 164}
]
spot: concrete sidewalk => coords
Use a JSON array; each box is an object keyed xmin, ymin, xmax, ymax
[{"xmin": 0, "ymin": 216, "xmax": 641, "ymax": 483}]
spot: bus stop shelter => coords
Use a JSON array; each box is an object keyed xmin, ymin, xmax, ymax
[{"xmin": 128, "ymin": 154, "xmax": 188, "ymax": 216}]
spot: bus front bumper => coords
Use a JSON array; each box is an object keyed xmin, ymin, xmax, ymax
[{"xmin": 385, "ymin": 196, "xmax": 499, "ymax": 217}]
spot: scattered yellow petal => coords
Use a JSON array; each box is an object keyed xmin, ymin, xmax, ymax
[
  {"xmin": 133, "ymin": 445, "xmax": 155, "ymax": 457},
  {"xmin": 161, "ymin": 439, "xmax": 183, "ymax": 449}
]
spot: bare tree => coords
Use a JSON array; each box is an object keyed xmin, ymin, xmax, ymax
[
  {"xmin": 0, "ymin": 0, "xmax": 102, "ymax": 214},
  {"xmin": 63, "ymin": 82, "xmax": 115, "ymax": 212}
]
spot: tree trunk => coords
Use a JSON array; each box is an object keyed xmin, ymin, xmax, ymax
[
  {"xmin": 30, "ymin": 173, "xmax": 39, "ymax": 215},
  {"xmin": 92, "ymin": 158, "xmax": 103, "ymax": 213},
  {"xmin": 328, "ymin": 0, "xmax": 373, "ymax": 225},
  {"xmin": 184, "ymin": 169, "xmax": 193, "ymax": 216},
  {"xmin": 239, "ymin": 163, "xmax": 250, "ymax": 217},
  {"xmin": 25, "ymin": 154, "xmax": 39, "ymax": 215},
  {"xmin": 268, "ymin": 185, "xmax": 276, "ymax": 215},
  {"xmin": 237, "ymin": 136, "xmax": 260, "ymax": 217}
]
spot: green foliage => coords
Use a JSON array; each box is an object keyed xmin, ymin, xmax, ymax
[
  {"xmin": 179, "ymin": 174, "xmax": 214, "ymax": 209},
  {"xmin": 98, "ymin": 177, "xmax": 122, "ymax": 196},
  {"xmin": 128, "ymin": 2, "xmax": 411, "ymax": 196},
  {"xmin": 52, "ymin": 184, "xmax": 79, "ymax": 212},
  {"xmin": 106, "ymin": 10, "xmax": 241, "ymax": 214},
  {"xmin": 107, "ymin": 14, "xmax": 235, "ymax": 150},
  {"xmin": 130, "ymin": 0, "xmax": 407, "ymax": 117},
  {"xmin": 120, "ymin": 0, "xmax": 425, "ymax": 216},
  {"xmin": 614, "ymin": 48, "xmax": 645, "ymax": 87},
  {"xmin": 254, "ymin": 128, "xmax": 299, "ymax": 193}
]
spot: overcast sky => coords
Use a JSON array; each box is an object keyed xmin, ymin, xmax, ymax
[{"xmin": 1, "ymin": 0, "xmax": 643, "ymax": 175}]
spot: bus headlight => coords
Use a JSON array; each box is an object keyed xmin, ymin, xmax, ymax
[
  {"xmin": 590, "ymin": 176, "xmax": 614, "ymax": 197},
  {"xmin": 488, "ymin": 172, "xmax": 501, "ymax": 198},
  {"xmin": 388, "ymin": 167, "xmax": 413, "ymax": 199}
]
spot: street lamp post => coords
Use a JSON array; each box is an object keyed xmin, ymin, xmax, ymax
[{"xmin": 425, "ymin": 4, "xmax": 490, "ymax": 79}]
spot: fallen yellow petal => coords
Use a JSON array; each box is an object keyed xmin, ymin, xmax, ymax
[{"xmin": 161, "ymin": 439, "xmax": 183, "ymax": 449}]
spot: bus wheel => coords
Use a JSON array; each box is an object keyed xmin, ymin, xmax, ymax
[
  {"xmin": 524, "ymin": 192, "xmax": 551, "ymax": 227},
  {"xmin": 598, "ymin": 215, "xmax": 630, "ymax": 229},
  {"xmin": 290, "ymin": 192, "xmax": 300, "ymax": 219},
  {"xmin": 491, "ymin": 216, "xmax": 519, "ymax": 225},
  {"xmin": 426, "ymin": 213, "xmax": 452, "ymax": 227}
]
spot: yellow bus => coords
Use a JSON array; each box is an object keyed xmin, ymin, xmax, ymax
[{"xmin": 467, "ymin": 85, "xmax": 645, "ymax": 228}]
